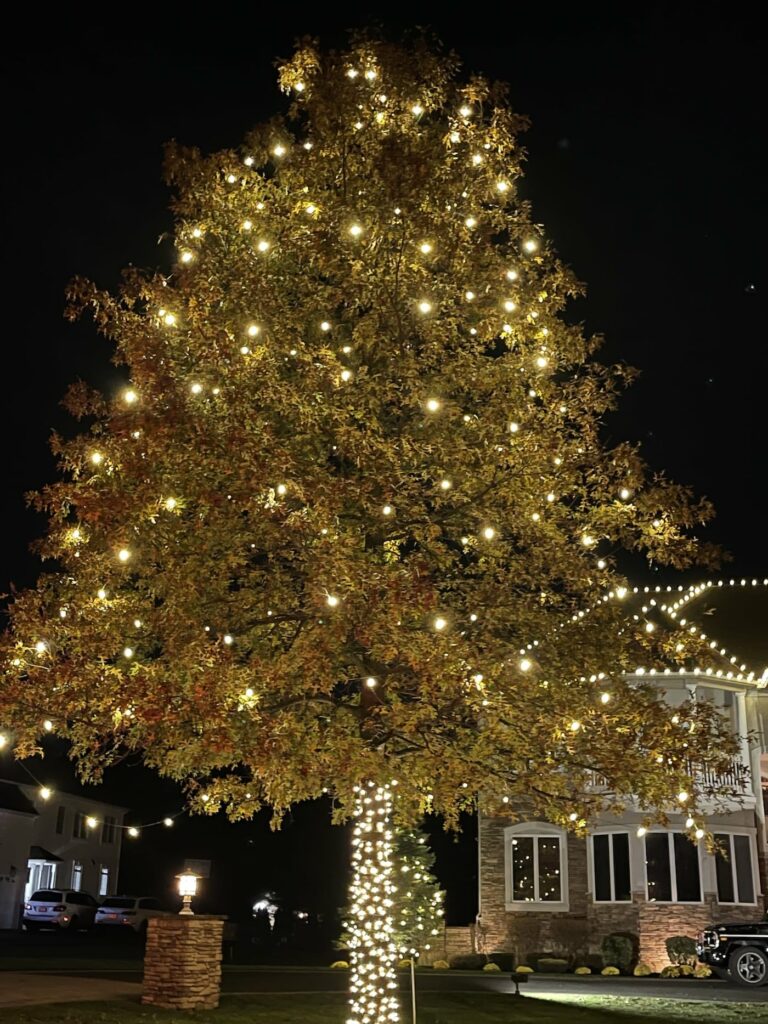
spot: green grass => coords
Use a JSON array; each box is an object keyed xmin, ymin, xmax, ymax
[{"xmin": 0, "ymin": 994, "xmax": 767, "ymax": 1024}]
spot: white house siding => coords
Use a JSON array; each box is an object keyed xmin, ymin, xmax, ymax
[{"xmin": 0, "ymin": 807, "xmax": 36, "ymax": 929}]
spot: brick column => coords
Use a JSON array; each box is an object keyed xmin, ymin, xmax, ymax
[{"xmin": 142, "ymin": 915, "xmax": 226, "ymax": 1010}]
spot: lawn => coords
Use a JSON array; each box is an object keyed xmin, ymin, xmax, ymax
[{"xmin": 1, "ymin": 994, "xmax": 767, "ymax": 1024}]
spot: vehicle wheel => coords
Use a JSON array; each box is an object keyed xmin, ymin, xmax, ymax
[{"xmin": 729, "ymin": 946, "xmax": 768, "ymax": 987}]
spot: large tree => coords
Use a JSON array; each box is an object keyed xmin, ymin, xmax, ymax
[{"xmin": 1, "ymin": 33, "xmax": 736, "ymax": 1024}]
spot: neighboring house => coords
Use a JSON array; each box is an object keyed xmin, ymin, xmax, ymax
[
  {"xmin": 475, "ymin": 578, "xmax": 768, "ymax": 971},
  {"xmin": 0, "ymin": 779, "xmax": 127, "ymax": 928}
]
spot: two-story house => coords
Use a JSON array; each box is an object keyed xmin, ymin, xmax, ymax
[
  {"xmin": 475, "ymin": 578, "xmax": 768, "ymax": 970},
  {"xmin": 0, "ymin": 779, "xmax": 127, "ymax": 928}
]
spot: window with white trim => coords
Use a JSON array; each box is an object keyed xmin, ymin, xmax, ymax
[
  {"xmin": 714, "ymin": 833, "xmax": 756, "ymax": 905},
  {"xmin": 592, "ymin": 832, "xmax": 631, "ymax": 902},
  {"xmin": 71, "ymin": 861, "xmax": 83, "ymax": 890},
  {"xmin": 98, "ymin": 866, "xmax": 110, "ymax": 897},
  {"xmin": 508, "ymin": 831, "xmax": 565, "ymax": 903},
  {"xmin": 644, "ymin": 832, "xmax": 701, "ymax": 903}
]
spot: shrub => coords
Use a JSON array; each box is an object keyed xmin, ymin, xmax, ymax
[
  {"xmin": 483, "ymin": 962, "xmax": 502, "ymax": 972},
  {"xmin": 661, "ymin": 965, "xmax": 681, "ymax": 978},
  {"xmin": 488, "ymin": 952, "xmax": 516, "ymax": 972},
  {"xmin": 601, "ymin": 966, "xmax": 620, "ymax": 976},
  {"xmin": 574, "ymin": 966, "xmax": 591, "ymax": 975},
  {"xmin": 537, "ymin": 957, "xmax": 569, "ymax": 973},
  {"xmin": 694, "ymin": 964, "xmax": 712, "ymax": 978},
  {"xmin": 633, "ymin": 963, "xmax": 652, "ymax": 977},
  {"xmin": 515, "ymin": 965, "xmax": 534, "ymax": 974},
  {"xmin": 432, "ymin": 960, "xmax": 450, "ymax": 970},
  {"xmin": 600, "ymin": 933, "xmax": 635, "ymax": 972},
  {"xmin": 330, "ymin": 961, "xmax": 349, "ymax": 969},
  {"xmin": 448, "ymin": 953, "xmax": 487, "ymax": 971},
  {"xmin": 665, "ymin": 935, "xmax": 697, "ymax": 967},
  {"xmin": 397, "ymin": 959, "xmax": 413, "ymax": 969},
  {"xmin": 678, "ymin": 964, "xmax": 694, "ymax": 977}
]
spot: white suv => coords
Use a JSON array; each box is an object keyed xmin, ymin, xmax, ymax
[
  {"xmin": 23, "ymin": 889, "xmax": 99, "ymax": 931},
  {"xmin": 95, "ymin": 895, "xmax": 170, "ymax": 932}
]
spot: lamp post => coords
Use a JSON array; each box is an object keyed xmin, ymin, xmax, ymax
[{"xmin": 176, "ymin": 871, "xmax": 200, "ymax": 916}]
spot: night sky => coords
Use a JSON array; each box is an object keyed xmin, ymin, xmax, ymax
[{"xmin": 1, "ymin": 5, "xmax": 764, "ymax": 931}]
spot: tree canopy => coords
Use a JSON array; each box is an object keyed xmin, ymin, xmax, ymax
[{"xmin": 0, "ymin": 33, "xmax": 735, "ymax": 832}]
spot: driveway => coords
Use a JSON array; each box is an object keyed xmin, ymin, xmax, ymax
[{"xmin": 0, "ymin": 972, "xmax": 141, "ymax": 1009}]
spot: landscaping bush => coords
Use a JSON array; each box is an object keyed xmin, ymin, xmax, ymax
[
  {"xmin": 330, "ymin": 961, "xmax": 349, "ymax": 969},
  {"xmin": 665, "ymin": 935, "xmax": 697, "ymax": 967},
  {"xmin": 483, "ymin": 962, "xmax": 502, "ymax": 972},
  {"xmin": 601, "ymin": 966, "xmax": 620, "ymax": 976},
  {"xmin": 574, "ymin": 966, "xmax": 591, "ymax": 975},
  {"xmin": 537, "ymin": 957, "xmax": 569, "ymax": 973},
  {"xmin": 397, "ymin": 959, "xmax": 413, "ymax": 969},
  {"xmin": 600, "ymin": 933, "xmax": 635, "ymax": 972},
  {"xmin": 488, "ymin": 952, "xmax": 516, "ymax": 972},
  {"xmin": 515, "ymin": 965, "xmax": 534, "ymax": 973},
  {"xmin": 432, "ymin": 960, "xmax": 449, "ymax": 970},
  {"xmin": 633, "ymin": 963, "xmax": 652, "ymax": 977},
  {"xmin": 694, "ymin": 964, "xmax": 712, "ymax": 978},
  {"xmin": 661, "ymin": 964, "xmax": 681, "ymax": 978},
  {"xmin": 449, "ymin": 953, "xmax": 488, "ymax": 970}
]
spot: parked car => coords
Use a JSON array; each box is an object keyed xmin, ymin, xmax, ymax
[
  {"xmin": 95, "ymin": 895, "xmax": 170, "ymax": 933},
  {"xmin": 697, "ymin": 922, "xmax": 768, "ymax": 986},
  {"xmin": 23, "ymin": 889, "xmax": 99, "ymax": 931}
]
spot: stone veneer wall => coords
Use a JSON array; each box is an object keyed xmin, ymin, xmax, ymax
[
  {"xmin": 477, "ymin": 813, "xmax": 768, "ymax": 971},
  {"xmin": 142, "ymin": 915, "xmax": 226, "ymax": 1010}
]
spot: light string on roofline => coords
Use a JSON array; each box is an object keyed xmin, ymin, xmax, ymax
[{"xmin": 2, "ymin": 757, "xmax": 183, "ymax": 837}]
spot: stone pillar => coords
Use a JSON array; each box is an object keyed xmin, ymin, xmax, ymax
[{"xmin": 142, "ymin": 915, "xmax": 226, "ymax": 1010}]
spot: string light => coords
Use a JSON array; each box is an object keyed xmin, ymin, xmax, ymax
[
  {"xmin": 40, "ymin": 786, "xmax": 52, "ymax": 801},
  {"xmin": 164, "ymin": 497, "xmax": 178, "ymax": 511},
  {"xmin": 349, "ymin": 223, "xmax": 363, "ymax": 237},
  {"xmin": 257, "ymin": 240, "xmax": 270, "ymax": 252},
  {"xmin": 117, "ymin": 548, "xmax": 131, "ymax": 563},
  {"xmin": 86, "ymin": 816, "xmax": 97, "ymax": 829},
  {"xmin": 433, "ymin": 616, "xmax": 447, "ymax": 631},
  {"xmin": 482, "ymin": 527, "xmax": 496, "ymax": 541},
  {"xmin": 326, "ymin": 594, "xmax": 340, "ymax": 608},
  {"xmin": 90, "ymin": 452, "xmax": 104, "ymax": 466},
  {"xmin": 425, "ymin": 398, "xmax": 441, "ymax": 413},
  {"xmin": 417, "ymin": 300, "xmax": 432, "ymax": 314},
  {"xmin": 523, "ymin": 239, "xmax": 538, "ymax": 253},
  {"xmin": 164, "ymin": 817, "xmax": 174, "ymax": 827},
  {"xmin": 365, "ymin": 677, "xmax": 378, "ymax": 688},
  {"xmin": 419, "ymin": 242, "xmax": 433, "ymax": 254},
  {"xmin": 128, "ymin": 827, "xmax": 140, "ymax": 838},
  {"xmin": 382, "ymin": 505, "xmax": 393, "ymax": 516}
]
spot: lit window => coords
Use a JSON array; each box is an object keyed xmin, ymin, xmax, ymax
[
  {"xmin": 644, "ymin": 832, "xmax": 701, "ymax": 903},
  {"xmin": 592, "ymin": 833, "xmax": 631, "ymax": 902},
  {"xmin": 71, "ymin": 861, "xmax": 83, "ymax": 889},
  {"xmin": 506, "ymin": 824, "xmax": 567, "ymax": 907},
  {"xmin": 715, "ymin": 833, "xmax": 756, "ymax": 904},
  {"xmin": 99, "ymin": 866, "xmax": 110, "ymax": 897}
]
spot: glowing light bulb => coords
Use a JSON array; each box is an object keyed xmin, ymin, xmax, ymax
[
  {"xmin": 347, "ymin": 68, "xmax": 359, "ymax": 79},
  {"xmin": 326, "ymin": 594, "xmax": 340, "ymax": 608},
  {"xmin": 464, "ymin": 216, "xmax": 477, "ymax": 229},
  {"xmin": 242, "ymin": 219, "xmax": 253, "ymax": 231},
  {"xmin": 425, "ymin": 398, "xmax": 441, "ymax": 413},
  {"xmin": 91, "ymin": 451, "xmax": 104, "ymax": 465},
  {"xmin": 616, "ymin": 587, "xmax": 627, "ymax": 599},
  {"xmin": 226, "ymin": 173, "xmax": 237, "ymax": 184},
  {"xmin": 192, "ymin": 227, "xmax": 202, "ymax": 238},
  {"xmin": 123, "ymin": 388, "xmax": 138, "ymax": 405},
  {"xmin": 180, "ymin": 250, "xmax": 194, "ymax": 264},
  {"xmin": 128, "ymin": 827, "xmax": 139, "ymax": 838},
  {"xmin": 97, "ymin": 588, "xmax": 107, "ymax": 600},
  {"xmin": 439, "ymin": 479, "xmax": 451, "ymax": 491},
  {"xmin": 222, "ymin": 634, "xmax": 234, "ymax": 646},
  {"xmin": 464, "ymin": 290, "xmax": 475, "ymax": 301},
  {"xmin": 243, "ymin": 156, "xmax": 254, "ymax": 166},
  {"xmin": 506, "ymin": 269, "xmax": 519, "ymax": 282},
  {"xmin": 43, "ymin": 720, "xmax": 53, "ymax": 732},
  {"xmin": 569, "ymin": 812, "xmax": 578, "ymax": 822},
  {"xmin": 272, "ymin": 144, "xmax": 286, "ymax": 157},
  {"xmin": 163, "ymin": 312, "xmax": 177, "ymax": 327},
  {"xmin": 257, "ymin": 240, "xmax": 270, "ymax": 252},
  {"xmin": 509, "ymin": 421, "xmax": 519, "ymax": 433},
  {"xmin": 320, "ymin": 320, "xmax": 331, "ymax": 332},
  {"xmin": 531, "ymin": 512, "xmax": 540, "ymax": 522},
  {"xmin": 365, "ymin": 68, "xmax": 377, "ymax": 80},
  {"xmin": 503, "ymin": 300, "xmax": 517, "ymax": 313},
  {"xmin": 0, "ymin": 735, "xmax": 6, "ymax": 750},
  {"xmin": 190, "ymin": 383, "xmax": 203, "ymax": 395},
  {"xmin": 677, "ymin": 790, "xmax": 689, "ymax": 803},
  {"xmin": 433, "ymin": 616, "xmax": 448, "ymax": 632},
  {"xmin": 164, "ymin": 497, "xmax": 177, "ymax": 511},
  {"xmin": 597, "ymin": 559, "xmax": 607, "ymax": 570},
  {"xmin": 419, "ymin": 242, "xmax": 433, "ymax": 255},
  {"xmin": 35, "ymin": 641, "xmax": 47, "ymax": 654},
  {"xmin": 305, "ymin": 203, "xmax": 316, "ymax": 215},
  {"xmin": 123, "ymin": 647, "xmax": 133, "ymax": 659},
  {"xmin": 685, "ymin": 817, "xmax": 695, "ymax": 828},
  {"xmin": 86, "ymin": 816, "xmax": 97, "ymax": 829},
  {"xmin": 418, "ymin": 300, "xmax": 432, "ymax": 314},
  {"xmin": 117, "ymin": 548, "xmax": 131, "ymax": 563},
  {"xmin": 620, "ymin": 487, "xmax": 631, "ymax": 500},
  {"xmin": 523, "ymin": 239, "xmax": 539, "ymax": 253},
  {"xmin": 581, "ymin": 534, "xmax": 595, "ymax": 547},
  {"xmin": 133, "ymin": 619, "xmax": 142, "ymax": 628},
  {"xmin": 340, "ymin": 369, "xmax": 353, "ymax": 382},
  {"xmin": 349, "ymin": 223, "xmax": 363, "ymax": 237},
  {"xmin": 600, "ymin": 692, "xmax": 611, "ymax": 704},
  {"xmin": 535, "ymin": 354, "xmax": 549, "ymax": 369},
  {"xmin": 482, "ymin": 526, "xmax": 496, "ymax": 541},
  {"xmin": 496, "ymin": 180, "xmax": 509, "ymax": 193},
  {"xmin": 40, "ymin": 787, "xmax": 52, "ymax": 801},
  {"xmin": 382, "ymin": 504, "xmax": 393, "ymax": 516},
  {"xmin": 411, "ymin": 103, "xmax": 423, "ymax": 115},
  {"xmin": 459, "ymin": 104, "xmax": 472, "ymax": 117},
  {"xmin": 164, "ymin": 817, "xmax": 174, "ymax": 827},
  {"xmin": 366, "ymin": 677, "xmax": 378, "ymax": 688},
  {"xmin": 645, "ymin": 622, "xmax": 656, "ymax": 633},
  {"xmin": 570, "ymin": 720, "xmax": 582, "ymax": 732},
  {"xmin": 637, "ymin": 826, "xmax": 647, "ymax": 837},
  {"xmin": 276, "ymin": 483, "xmax": 288, "ymax": 496},
  {"xmin": 519, "ymin": 658, "xmax": 532, "ymax": 672},
  {"xmin": 695, "ymin": 828, "xmax": 705, "ymax": 840}
]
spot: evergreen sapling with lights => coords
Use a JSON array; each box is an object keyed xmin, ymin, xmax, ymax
[{"xmin": 0, "ymin": 33, "xmax": 740, "ymax": 1024}]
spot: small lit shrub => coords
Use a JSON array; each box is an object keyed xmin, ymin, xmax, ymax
[
  {"xmin": 678, "ymin": 964, "xmax": 694, "ymax": 977},
  {"xmin": 448, "ymin": 953, "xmax": 487, "ymax": 970},
  {"xmin": 694, "ymin": 964, "xmax": 712, "ymax": 978},
  {"xmin": 633, "ymin": 963, "xmax": 652, "ymax": 977},
  {"xmin": 600, "ymin": 933, "xmax": 635, "ymax": 972},
  {"xmin": 432, "ymin": 960, "xmax": 449, "ymax": 970},
  {"xmin": 601, "ymin": 966, "xmax": 620, "ymax": 976},
  {"xmin": 515, "ymin": 965, "xmax": 534, "ymax": 974},
  {"xmin": 661, "ymin": 965, "xmax": 681, "ymax": 978},
  {"xmin": 397, "ymin": 959, "xmax": 413, "ymax": 969},
  {"xmin": 537, "ymin": 957, "xmax": 569, "ymax": 973},
  {"xmin": 483, "ymin": 962, "xmax": 502, "ymax": 972},
  {"xmin": 665, "ymin": 935, "xmax": 697, "ymax": 967},
  {"xmin": 574, "ymin": 966, "xmax": 591, "ymax": 975},
  {"xmin": 330, "ymin": 961, "xmax": 349, "ymax": 969}
]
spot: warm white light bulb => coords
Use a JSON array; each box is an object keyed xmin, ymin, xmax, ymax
[
  {"xmin": 118, "ymin": 548, "xmax": 131, "ymax": 563},
  {"xmin": 40, "ymin": 786, "xmax": 52, "ymax": 801},
  {"xmin": 433, "ymin": 616, "xmax": 447, "ymax": 631},
  {"xmin": 163, "ymin": 312, "xmax": 177, "ymax": 327},
  {"xmin": 645, "ymin": 622, "xmax": 656, "ymax": 633},
  {"xmin": 496, "ymin": 180, "xmax": 509, "ymax": 193},
  {"xmin": 164, "ymin": 497, "xmax": 177, "ymax": 511},
  {"xmin": 349, "ymin": 223, "xmax": 363, "ymax": 237},
  {"xmin": 190, "ymin": 383, "xmax": 203, "ymax": 395},
  {"xmin": 272, "ymin": 144, "xmax": 286, "ymax": 157},
  {"xmin": 382, "ymin": 504, "xmax": 393, "ymax": 516},
  {"xmin": 464, "ymin": 216, "xmax": 477, "ymax": 229},
  {"xmin": 677, "ymin": 790, "xmax": 689, "ymax": 803},
  {"xmin": 257, "ymin": 240, "xmax": 270, "ymax": 252},
  {"xmin": 471, "ymin": 153, "xmax": 483, "ymax": 166},
  {"xmin": 97, "ymin": 588, "xmax": 107, "ymax": 600},
  {"xmin": 411, "ymin": 103, "xmax": 423, "ymax": 115},
  {"xmin": 439, "ymin": 479, "xmax": 451, "ymax": 491},
  {"xmin": 128, "ymin": 827, "xmax": 139, "ymax": 838},
  {"xmin": 519, "ymin": 658, "xmax": 532, "ymax": 672},
  {"xmin": 419, "ymin": 242, "xmax": 433, "ymax": 254},
  {"xmin": 695, "ymin": 828, "xmax": 705, "ymax": 840},
  {"xmin": 164, "ymin": 817, "xmax": 174, "ymax": 827},
  {"xmin": 464, "ymin": 290, "xmax": 475, "ymax": 301},
  {"xmin": 637, "ymin": 826, "xmax": 647, "ymax": 837},
  {"xmin": 123, "ymin": 647, "xmax": 133, "ymax": 659},
  {"xmin": 340, "ymin": 369, "xmax": 353, "ymax": 382},
  {"xmin": 620, "ymin": 487, "xmax": 631, "ymax": 500},
  {"xmin": 570, "ymin": 720, "xmax": 582, "ymax": 732},
  {"xmin": 535, "ymin": 354, "xmax": 549, "ymax": 369},
  {"xmin": 43, "ymin": 720, "xmax": 53, "ymax": 732},
  {"xmin": 365, "ymin": 677, "xmax": 378, "ymax": 689},
  {"xmin": 523, "ymin": 239, "xmax": 538, "ymax": 253},
  {"xmin": 242, "ymin": 219, "xmax": 253, "ymax": 231},
  {"xmin": 600, "ymin": 692, "xmax": 611, "ymax": 704},
  {"xmin": 123, "ymin": 388, "xmax": 138, "ymax": 404},
  {"xmin": 326, "ymin": 594, "xmax": 340, "ymax": 608},
  {"xmin": 482, "ymin": 526, "xmax": 496, "ymax": 541},
  {"xmin": 320, "ymin": 320, "xmax": 331, "ymax": 332},
  {"xmin": 91, "ymin": 451, "xmax": 104, "ymax": 465},
  {"xmin": 35, "ymin": 641, "xmax": 47, "ymax": 654},
  {"xmin": 180, "ymin": 250, "xmax": 194, "ymax": 264},
  {"xmin": 86, "ymin": 816, "xmax": 97, "ymax": 829},
  {"xmin": 418, "ymin": 300, "xmax": 432, "ymax": 314},
  {"xmin": 459, "ymin": 104, "xmax": 472, "ymax": 117}
]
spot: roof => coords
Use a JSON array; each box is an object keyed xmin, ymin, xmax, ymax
[
  {"xmin": 29, "ymin": 846, "xmax": 63, "ymax": 861},
  {"xmin": 0, "ymin": 780, "xmax": 38, "ymax": 815}
]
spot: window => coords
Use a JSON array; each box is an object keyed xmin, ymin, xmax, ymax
[
  {"xmin": 507, "ymin": 826, "xmax": 566, "ymax": 905},
  {"xmin": 72, "ymin": 812, "xmax": 88, "ymax": 840},
  {"xmin": 102, "ymin": 816, "xmax": 116, "ymax": 844},
  {"xmin": 644, "ymin": 832, "xmax": 701, "ymax": 903},
  {"xmin": 55, "ymin": 806, "xmax": 66, "ymax": 835},
  {"xmin": 99, "ymin": 866, "xmax": 110, "ymax": 897},
  {"xmin": 715, "ymin": 833, "xmax": 756, "ymax": 904},
  {"xmin": 71, "ymin": 862, "xmax": 83, "ymax": 889},
  {"xmin": 592, "ymin": 833, "xmax": 631, "ymax": 901}
]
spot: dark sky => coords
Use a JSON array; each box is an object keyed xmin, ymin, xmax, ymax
[{"xmin": 1, "ymin": 4, "xmax": 764, "ymax": 929}]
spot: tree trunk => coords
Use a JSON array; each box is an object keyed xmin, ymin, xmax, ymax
[{"xmin": 347, "ymin": 782, "xmax": 400, "ymax": 1024}]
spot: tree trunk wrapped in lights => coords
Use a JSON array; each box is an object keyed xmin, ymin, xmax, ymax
[{"xmin": 0, "ymin": 31, "xmax": 740, "ymax": 1024}]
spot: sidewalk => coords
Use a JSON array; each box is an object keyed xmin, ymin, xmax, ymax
[{"xmin": 0, "ymin": 973, "xmax": 141, "ymax": 1008}]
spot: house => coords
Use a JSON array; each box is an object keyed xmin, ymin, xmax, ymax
[
  {"xmin": 0, "ymin": 779, "xmax": 127, "ymax": 928},
  {"xmin": 475, "ymin": 578, "xmax": 768, "ymax": 971}
]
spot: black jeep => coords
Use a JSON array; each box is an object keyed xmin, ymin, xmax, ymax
[{"xmin": 697, "ymin": 922, "xmax": 768, "ymax": 986}]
